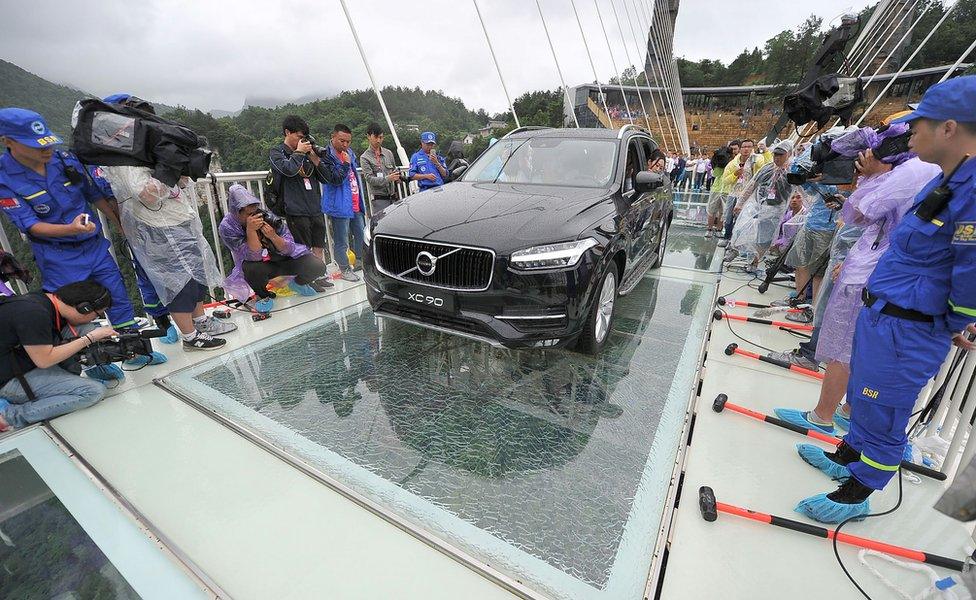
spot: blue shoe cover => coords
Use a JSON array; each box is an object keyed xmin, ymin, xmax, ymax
[
  {"xmin": 796, "ymin": 443, "xmax": 851, "ymax": 481},
  {"xmin": 774, "ymin": 408, "xmax": 835, "ymax": 435},
  {"xmin": 85, "ymin": 363, "xmax": 125, "ymax": 381},
  {"xmin": 161, "ymin": 324, "xmax": 180, "ymax": 345},
  {"xmin": 795, "ymin": 493, "xmax": 871, "ymax": 524},
  {"xmin": 833, "ymin": 410, "xmax": 851, "ymax": 431},
  {"xmin": 288, "ymin": 281, "xmax": 317, "ymax": 297},
  {"xmin": 124, "ymin": 351, "xmax": 168, "ymax": 367},
  {"xmin": 256, "ymin": 298, "xmax": 274, "ymax": 313}
]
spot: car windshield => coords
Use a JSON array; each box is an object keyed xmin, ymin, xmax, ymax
[{"xmin": 462, "ymin": 137, "xmax": 618, "ymax": 188}]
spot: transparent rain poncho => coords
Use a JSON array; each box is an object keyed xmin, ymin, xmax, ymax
[
  {"xmin": 101, "ymin": 165, "xmax": 221, "ymax": 306},
  {"xmin": 729, "ymin": 159, "xmax": 794, "ymax": 258}
]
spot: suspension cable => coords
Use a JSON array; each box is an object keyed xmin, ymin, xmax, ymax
[
  {"xmin": 841, "ymin": 0, "xmax": 893, "ymax": 71},
  {"xmin": 855, "ymin": 1, "xmax": 960, "ymax": 126},
  {"xmin": 608, "ymin": 0, "xmax": 654, "ymax": 131},
  {"xmin": 593, "ymin": 0, "xmax": 635, "ymax": 125},
  {"xmin": 655, "ymin": 0, "xmax": 690, "ymax": 152},
  {"xmin": 336, "ymin": 0, "xmax": 409, "ymax": 165},
  {"xmin": 647, "ymin": 0, "xmax": 688, "ymax": 153},
  {"xmin": 570, "ymin": 0, "xmax": 612, "ymax": 127},
  {"xmin": 855, "ymin": 0, "xmax": 927, "ymax": 80},
  {"xmin": 535, "ymin": 0, "xmax": 581, "ymax": 128},
  {"xmin": 472, "ymin": 0, "xmax": 521, "ymax": 129},
  {"xmin": 939, "ymin": 37, "xmax": 976, "ymax": 83},
  {"xmin": 620, "ymin": 0, "xmax": 672, "ymax": 147},
  {"xmin": 631, "ymin": 0, "xmax": 681, "ymax": 151},
  {"xmin": 844, "ymin": 0, "xmax": 901, "ymax": 73}
]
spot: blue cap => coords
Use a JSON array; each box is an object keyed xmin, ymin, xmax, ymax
[
  {"xmin": 103, "ymin": 93, "xmax": 133, "ymax": 104},
  {"xmin": 891, "ymin": 75, "xmax": 976, "ymax": 124},
  {"xmin": 420, "ymin": 131, "xmax": 437, "ymax": 144},
  {"xmin": 0, "ymin": 108, "xmax": 63, "ymax": 148}
]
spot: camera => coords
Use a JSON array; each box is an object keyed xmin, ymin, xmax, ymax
[
  {"xmin": 786, "ymin": 124, "xmax": 912, "ymax": 186},
  {"xmin": 256, "ymin": 209, "xmax": 284, "ymax": 232},
  {"xmin": 301, "ymin": 134, "xmax": 327, "ymax": 157},
  {"xmin": 75, "ymin": 328, "xmax": 167, "ymax": 366}
]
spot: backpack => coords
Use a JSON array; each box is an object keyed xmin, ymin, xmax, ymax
[{"xmin": 264, "ymin": 169, "xmax": 286, "ymax": 215}]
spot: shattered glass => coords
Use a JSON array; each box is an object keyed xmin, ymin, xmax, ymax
[{"xmin": 164, "ymin": 273, "xmax": 714, "ymax": 598}]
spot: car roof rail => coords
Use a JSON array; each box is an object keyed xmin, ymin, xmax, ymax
[
  {"xmin": 503, "ymin": 126, "xmax": 552, "ymax": 139},
  {"xmin": 617, "ymin": 124, "xmax": 649, "ymax": 139}
]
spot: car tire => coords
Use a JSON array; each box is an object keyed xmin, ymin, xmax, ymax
[
  {"xmin": 651, "ymin": 219, "xmax": 670, "ymax": 269},
  {"xmin": 575, "ymin": 262, "xmax": 619, "ymax": 355}
]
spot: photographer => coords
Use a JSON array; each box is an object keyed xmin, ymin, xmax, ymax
[
  {"xmin": 359, "ymin": 123, "xmax": 401, "ymax": 214},
  {"xmin": 98, "ymin": 96, "xmax": 231, "ymax": 352},
  {"xmin": 218, "ymin": 184, "xmax": 326, "ymax": 312},
  {"xmin": 795, "ymin": 75, "xmax": 976, "ymax": 524},
  {"xmin": 269, "ymin": 116, "xmax": 336, "ymax": 282},
  {"xmin": 0, "ymin": 281, "xmax": 117, "ymax": 432}
]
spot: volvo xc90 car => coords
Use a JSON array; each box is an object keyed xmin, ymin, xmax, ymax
[{"xmin": 363, "ymin": 125, "xmax": 673, "ymax": 354}]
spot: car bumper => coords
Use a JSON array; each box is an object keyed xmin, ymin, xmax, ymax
[{"xmin": 363, "ymin": 249, "xmax": 602, "ymax": 348}]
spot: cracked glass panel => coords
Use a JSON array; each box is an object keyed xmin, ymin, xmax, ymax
[
  {"xmin": 663, "ymin": 225, "xmax": 722, "ymax": 272},
  {"xmin": 0, "ymin": 450, "xmax": 141, "ymax": 600},
  {"xmin": 164, "ymin": 274, "xmax": 714, "ymax": 599}
]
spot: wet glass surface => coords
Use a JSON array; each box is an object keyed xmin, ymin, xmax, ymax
[
  {"xmin": 164, "ymin": 273, "xmax": 714, "ymax": 598},
  {"xmin": 0, "ymin": 450, "xmax": 141, "ymax": 600},
  {"xmin": 663, "ymin": 224, "xmax": 722, "ymax": 272}
]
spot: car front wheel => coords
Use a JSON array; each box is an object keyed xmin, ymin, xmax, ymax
[{"xmin": 575, "ymin": 262, "xmax": 619, "ymax": 355}]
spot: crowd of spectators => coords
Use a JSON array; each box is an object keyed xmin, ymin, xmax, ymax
[{"xmin": 0, "ymin": 100, "xmax": 458, "ymax": 432}]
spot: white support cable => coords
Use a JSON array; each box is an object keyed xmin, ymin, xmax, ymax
[
  {"xmin": 472, "ymin": 0, "xmax": 521, "ymax": 129},
  {"xmin": 336, "ymin": 0, "xmax": 408, "ymax": 166},
  {"xmin": 855, "ymin": 0, "xmax": 926, "ymax": 79},
  {"xmin": 939, "ymin": 37, "xmax": 976, "ymax": 83},
  {"xmin": 535, "ymin": 0, "xmax": 580, "ymax": 128},
  {"xmin": 855, "ymin": 1, "xmax": 960, "ymax": 126},
  {"xmin": 570, "ymin": 0, "xmax": 612, "ymax": 127},
  {"xmin": 655, "ymin": 0, "xmax": 689, "ymax": 152},
  {"xmin": 593, "ymin": 0, "xmax": 635, "ymax": 125},
  {"xmin": 842, "ymin": 0, "xmax": 894, "ymax": 71},
  {"xmin": 646, "ymin": 0, "xmax": 685, "ymax": 151},
  {"xmin": 845, "ymin": 0, "xmax": 901, "ymax": 73},
  {"xmin": 608, "ymin": 0, "xmax": 654, "ymax": 131},
  {"xmin": 632, "ymin": 0, "xmax": 680, "ymax": 151},
  {"xmin": 620, "ymin": 0, "xmax": 672, "ymax": 148}
]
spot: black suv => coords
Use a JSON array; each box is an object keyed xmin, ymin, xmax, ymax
[{"xmin": 363, "ymin": 126, "xmax": 673, "ymax": 353}]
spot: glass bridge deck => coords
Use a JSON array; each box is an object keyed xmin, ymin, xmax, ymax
[{"xmin": 161, "ymin": 226, "xmax": 718, "ymax": 599}]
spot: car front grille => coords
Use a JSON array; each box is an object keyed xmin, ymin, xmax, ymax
[{"xmin": 373, "ymin": 236, "xmax": 494, "ymax": 291}]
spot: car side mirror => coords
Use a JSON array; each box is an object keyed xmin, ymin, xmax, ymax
[
  {"xmin": 451, "ymin": 164, "xmax": 468, "ymax": 180},
  {"xmin": 634, "ymin": 170, "xmax": 666, "ymax": 194}
]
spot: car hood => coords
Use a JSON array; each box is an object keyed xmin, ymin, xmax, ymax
[{"xmin": 374, "ymin": 182, "xmax": 614, "ymax": 252}]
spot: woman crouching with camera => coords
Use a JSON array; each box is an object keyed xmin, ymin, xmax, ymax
[{"xmin": 218, "ymin": 184, "xmax": 327, "ymax": 314}]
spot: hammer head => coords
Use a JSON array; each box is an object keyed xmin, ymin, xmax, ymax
[
  {"xmin": 717, "ymin": 296, "xmax": 728, "ymax": 306},
  {"xmin": 724, "ymin": 343, "xmax": 738, "ymax": 356},
  {"xmin": 699, "ymin": 486, "xmax": 718, "ymax": 522},
  {"xmin": 712, "ymin": 309, "xmax": 724, "ymax": 321},
  {"xmin": 712, "ymin": 394, "xmax": 728, "ymax": 413}
]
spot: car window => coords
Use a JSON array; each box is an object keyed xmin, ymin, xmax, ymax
[
  {"xmin": 623, "ymin": 141, "xmax": 640, "ymax": 193},
  {"xmin": 463, "ymin": 137, "xmax": 618, "ymax": 189}
]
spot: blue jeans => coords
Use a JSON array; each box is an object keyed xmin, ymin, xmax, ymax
[
  {"xmin": 723, "ymin": 195, "xmax": 738, "ymax": 240},
  {"xmin": 330, "ymin": 212, "xmax": 366, "ymax": 270},
  {"xmin": 0, "ymin": 366, "xmax": 106, "ymax": 429}
]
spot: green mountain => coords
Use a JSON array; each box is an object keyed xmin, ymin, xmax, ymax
[{"xmin": 0, "ymin": 60, "xmax": 89, "ymax": 136}]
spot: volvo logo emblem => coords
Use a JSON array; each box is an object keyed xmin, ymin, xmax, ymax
[{"xmin": 416, "ymin": 251, "xmax": 437, "ymax": 276}]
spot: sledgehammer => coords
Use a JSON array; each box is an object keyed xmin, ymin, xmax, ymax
[
  {"xmin": 711, "ymin": 394, "xmax": 947, "ymax": 481},
  {"xmin": 713, "ymin": 309, "xmax": 814, "ymax": 332},
  {"xmin": 698, "ymin": 486, "xmax": 963, "ymax": 571}
]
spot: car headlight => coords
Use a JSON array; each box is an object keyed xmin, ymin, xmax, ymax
[
  {"xmin": 510, "ymin": 238, "xmax": 599, "ymax": 270},
  {"xmin": 363, "ymin": 225, "xmax": 372, "ymax": 246}
]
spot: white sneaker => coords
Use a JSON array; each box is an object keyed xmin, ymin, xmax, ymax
[
  {"xmin": 716, "ymin": 239, "xmax": 729, "ymax": 248},
  {"xmin": 195, "ymin": 315, "xmax": 238, "ymax": 336},
  {"xmin": 340, "ymin": 270, "xmax": 360, "ymax": 282},
  {"xmin": 766, "ymin": 349, "xmax": 820, "ymax": 371},
  {"xmin": 705, "ymin": 229, "xmax": 713, "ymax": 239}
]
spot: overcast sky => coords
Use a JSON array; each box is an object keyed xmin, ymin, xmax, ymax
[{"xmin": 0, "ymin": 0, "xmax": 875, "ymax": 114}]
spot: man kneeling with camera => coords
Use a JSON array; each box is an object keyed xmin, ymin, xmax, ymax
[
  {"xmin": 218, "ymin": 184, "xmax": 327, "ymax": 313},
  {"xmin": 0, "ymin": 281, "xmax": 121, "ymax": 431}
]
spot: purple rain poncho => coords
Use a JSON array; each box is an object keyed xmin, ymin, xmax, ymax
[
  {"xmin": 218, "ymin": 184, "xmax": 311, "ymax": 302},
  {"xmin": 814, "ymin": 157, "xmax": 941, "ymax": 365}
]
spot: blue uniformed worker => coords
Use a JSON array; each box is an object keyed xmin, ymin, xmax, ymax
[
  {"xmin": 408, "ymin": 131, "xmax": 449, "ymax": 190},
  {"xmin": 86, "ymin": 164, "xmax": 179, "ymax": 345},
  {"xmin": 0, "ymin": 108, "xmax": 166, "ymax": 374},
  {"xmin": 795, "ymin": 75, "xmax": 976, "ymax": 524}
]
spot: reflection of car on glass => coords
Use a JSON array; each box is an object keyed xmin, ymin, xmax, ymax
[{"xmin": 363, "ymin": 125, "xmax": 673, "ymax": 354}]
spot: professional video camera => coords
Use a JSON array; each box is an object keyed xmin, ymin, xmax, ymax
[
  {"xmin": 71, "ymin": 98, "xmax": 213, "ymax": 187},
  {"xmin": 75, "ymin": 328, "xmax": 167, "ymax": 367},
  {"xmin": 711, "ymin": 146, "xmax": 733, "ymax": 170},
  {"xmin": 786, "ymin": 123, "xmax": 912, "ymax": 186}
]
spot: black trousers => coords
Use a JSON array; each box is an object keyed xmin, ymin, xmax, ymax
[{"xmin": 242, "ymin": 255, "xmax": 327, "ymax": 299}]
